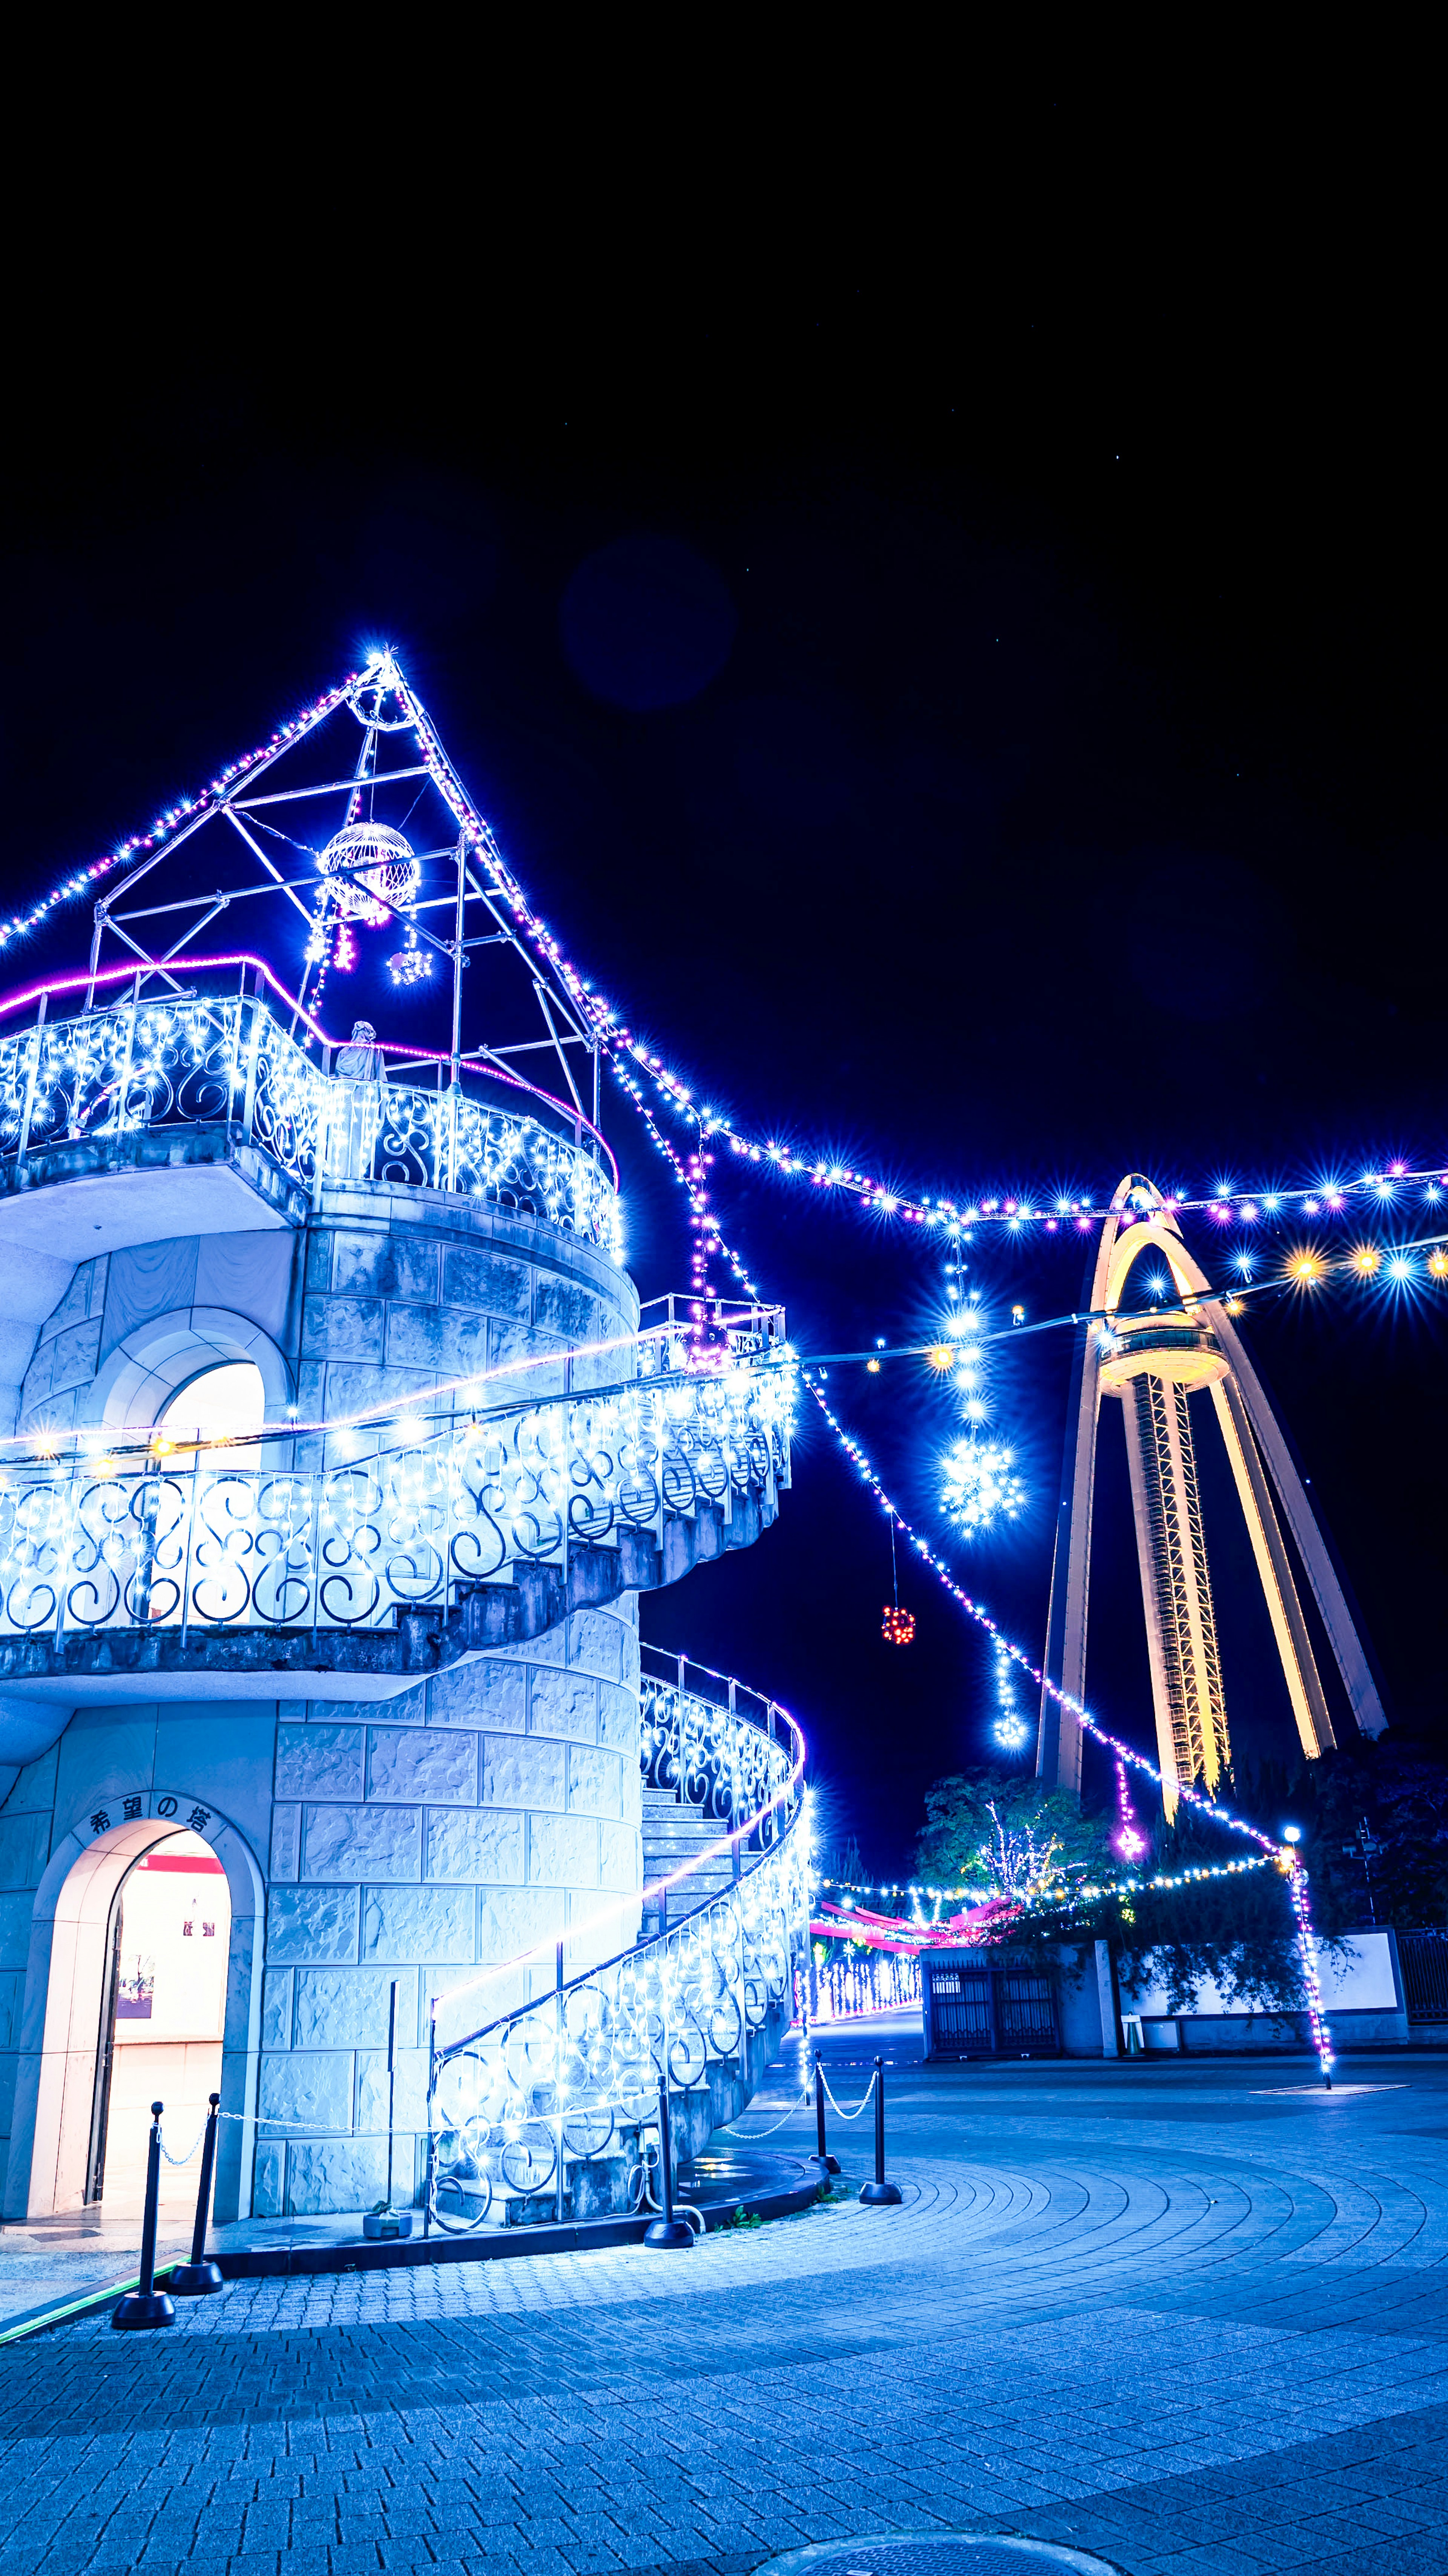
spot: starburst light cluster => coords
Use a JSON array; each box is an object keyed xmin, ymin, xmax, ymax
[{"xmin": 942, "ymin": 1437, "xmax": 1027, "ymax": 1540}]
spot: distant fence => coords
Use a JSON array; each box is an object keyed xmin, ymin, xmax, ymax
[{"xmin": 1398, "ymin": 1931, "xmax": 1448, "ymax": 2020}]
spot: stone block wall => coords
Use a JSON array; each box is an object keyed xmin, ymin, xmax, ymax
[
  {"xmin": 256, "ymin": 1597, "xmax": 641, "ymax": 2214},
  {"xmin": 0, "ymin": 1163, "xmax": 647, "ymax": 2219}
]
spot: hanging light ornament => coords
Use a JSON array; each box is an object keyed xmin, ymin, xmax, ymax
[
  {"xmin": 942, "ymin": 1437, "xmax": 1027, "ymax": 1538},
  {"xmin": 388, "ymin": 925, "xmax": 433, "ymax": 989},
  {"xmin": 317, "ymin": 822, "xmax": 420, "ymax": 926},
  {"xmin": 881, "ymin": 1508, "xmax": 916, "ymax": 1644}
]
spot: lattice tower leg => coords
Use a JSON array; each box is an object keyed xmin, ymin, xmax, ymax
[{"xmin": 1121, "ymin": 1373, "xmax": 1232, "ymax": 1815}]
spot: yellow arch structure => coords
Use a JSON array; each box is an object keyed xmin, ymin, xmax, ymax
[{"xmin": 1037, "ymin": 1176, "xmax": 1385, "ymax": 1814}]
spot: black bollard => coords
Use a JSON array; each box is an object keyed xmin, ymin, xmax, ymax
[
  {"xmin": 112, "ymin": 2101, "xmax": 177, "ymax": 2329},
  {"xmin": 804, "ymin": 2051, "xmax": 840, "ymax": 2181},
  {"xmin": 858, "ymin": 2054, "xmax": 903, "ymax": 2206},
  {"xmin": 643, "ymin": 2078, "xmax": 694, "ymax": 2248},
  {"xmin": 171, "ymin": 2093, "xmax": 225, "ymax": 2297}
]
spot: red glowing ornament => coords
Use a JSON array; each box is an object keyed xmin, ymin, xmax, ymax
[{"xmin": 881, "ymin": 1509, "xmax": 914, "ymax": 1643}]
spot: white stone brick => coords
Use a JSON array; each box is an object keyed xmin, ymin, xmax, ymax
[
  {"xmin": 529, "ymin": 1813, "xmax": 598, "ymax": 1889},
  {"xmin": 425, "ymin": 1807, "xmax": 525, "ymax": 1885},
  {"xmin": 252, "ymin": 2139, "xmax": 285, "ymax": 2216},
  {"xmin": 292, "ymin": 1967, "xmax": 419, "ymax": 2051},
  {"xmin": 355, "ymin": 2046, "xmax": 429, "ymax": 2134},
  {"xmin": 367, "ymin": 1727, "xmax": 477, "ymax": 1805},
  {"xmin": 266, "ymin": 1885, "xmax": 360, "ymax": 1964},
  {"xmin": 600, "ymin": 1821, "xmax": 643, "ymax": 1893},
  {"xmin": 483, "ymin": 1735, "xmax": 564, "ymax": 1811},
  {"xmin": 270, "ymin": 1805, "xmax": 300, "ymax": 1881},
  {"xmin": 360, "ymin": 1884, "xmax": 474, "ymax": 1964},
  {"xmin": 259, "ymin": 2049, "xmax": 354, "ymax": 2132},
  {"xmin": 598, "ymin": 1681, "xmax": 638, "ymax": 1754},
  {"xmin": 530, "ymin": 1668, "xmax": 597, "ymax": 1743},
  {"xmin": 566, "ymin": 1609, "xmax": 630, "ymax": 1683},
  {"xmin": 276, "ymin": 1724, "xmax": 364, "ymax": 1802},
  {"xmin": 302, "ymin": 1803, "xmax": 421, "ymax": 1882},
  {"xmin": 284, "ymin": 2137, "xmax": 387, "ymax": 2214},
  {"xmin": 429, "ymin": 1658, "xmax": 527, "ymax": 1732},
  {"xmin": 477, "ymin": 1885, "xmax": 565, "ymax": 1962},
  {"xmin": 567, "ymin": 1745, "xmax": 624, "ymax": 1820},
  {"xmin": 262, "ymin": 1970, "xmax": 293, "ymax": 2050}
]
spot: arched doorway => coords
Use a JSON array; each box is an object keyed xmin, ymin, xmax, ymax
[
  {"xmin": 7, "ymin": 1802, "xmax": 263, "ymax": 2225},
  {"xmin": 88, "ymin": 1829, "xmax": 232, "ymax": 2217}
]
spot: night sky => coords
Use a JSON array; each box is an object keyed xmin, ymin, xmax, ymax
[{"xmin": 4, "ymin": 279, "xmax": 1443, "ymax": 1875}]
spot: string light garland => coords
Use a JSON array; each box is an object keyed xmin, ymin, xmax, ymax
[
  {"xmin": 607, "ymin": 1043, "xmax": 1333, "ymax": 2071},
  {"xmin": 992, "ymin": 1643, "xmax": 1032, "ymax": 1752},
  {"xmin": 614, "ymin": 1041, "xmax": 1448, "ymax": 1247},
  {"xmin": 0, "ymin": 675, "xmax": 362, "ymax": 956},
  {"xmin": 804, "ymin": 1376, "xmax": 1336, "ymax": 2080},
  {"xmin": 1113, "ymin": 1759, "xmax": 1148, "ymax": 1863}
]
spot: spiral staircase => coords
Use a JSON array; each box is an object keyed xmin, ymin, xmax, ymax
[{"xmin": 427, "ymin": 1648, "xmax": 808, "ymax": 2234}]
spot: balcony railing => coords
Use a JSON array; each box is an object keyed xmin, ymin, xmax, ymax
[
  {"xmin": 0, "ymin": 992, "xmax": 619, "ymax": 1252},
  {"xmin": 426, "ymin": 1649, "xmax": 808, "ymax": 2228},
  {"xmin": 0, "ymin": 1360, "xmax": 794, "ymax": 1641}
]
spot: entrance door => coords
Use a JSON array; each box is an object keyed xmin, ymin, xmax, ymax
[{"xmin": 85, "ymin": 1831, "xmax": 232, "ymax": 2215}]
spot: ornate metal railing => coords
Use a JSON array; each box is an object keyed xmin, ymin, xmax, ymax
[
  {"xmin": 426, "ymin": 1652, "xmax": 808, "ymax": 2228},
  {"xmin": 0, "ymin": 993, "xmax": 619, "ymax": 1250},
  {"xmin": 0, "ymin": 1360, "xmax": 793, "ymax": 1640}
]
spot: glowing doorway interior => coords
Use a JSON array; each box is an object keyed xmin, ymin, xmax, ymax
[
  {"xmin": 158, "ymin": 1361, "xmax": 265, "ymax": 1446},
  {"xmin": 91, "ymin": 1831, "xmax": 232, "ymax": 2217}
]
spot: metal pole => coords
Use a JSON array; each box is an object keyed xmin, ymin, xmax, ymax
[
  {"xmin": 643, "ymin": 2078, "xmax": 693, "ymax": 2248},
  {"xmin": 112, "ymin": 2101, "xmax": 176, "ymax": 2328},
  {"xmin": 172, "ymin": 2094, "xmax": 225, "ymax": 2295},
  {"xmin": 555, "ymin": 1939, "xmax": 566, "ymax": 2224},
  {"xmin": 423, "ymin": 1995, "xmax": 437, "ymax": 2239},
  {"xmin": 15, "ymin": 992, "xmax": 47, "ymax": 1164},
  {"xmin": 450, "ymin": 836, "xmax": 466, "ymax": 1087},
  {"xmin": 858, "ymin": 2054, "xmax": 903, "ymax": 2206},
  {"xmin": 364, "ymin": 1977, "xmax": 413, "ymax": 2238},
  {"xmin": 387, "ymin": 1977, "xmax": 398, "ymax": 2210}
]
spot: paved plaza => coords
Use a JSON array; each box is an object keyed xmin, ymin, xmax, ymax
[{"xmin": 5, "ymin": 2016, "xmax": 1448, "ymax": 2574}]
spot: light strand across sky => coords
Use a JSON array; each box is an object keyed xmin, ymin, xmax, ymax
[
  {"xmin": 803, "ymin": 1375, "xmax": 1335, "ymax": 2074},
  {"xmin": 4, "ymin": 647, "xmax": 1442, "ymax": 1293},
  {"xmin": 0, "ymin": 675, "xmax": 361, "ymax": 957}
]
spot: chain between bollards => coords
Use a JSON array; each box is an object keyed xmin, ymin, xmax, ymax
[
  {"xmin": 804, "ymin": 2050, "xmax": 840, "ymax": 2181},
  {"xmin": 858, "ymin": 2053, "xmax": 903, "ymax": 2206},
  {"xmin": 112, "ymin": 2101, "xmax": 176, "ymax": 2330},
  {"xmin": 171, "ymin": 2093, "xmax": 225, "ymax": 2297},
  {"xmin": 644, "ymin": 2077, "xmax": 694, "ymax": 2249}
]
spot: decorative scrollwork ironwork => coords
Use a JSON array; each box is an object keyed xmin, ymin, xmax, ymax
[
  {"xmin": 0, "ymin": 1363, "xmax": 794, "ymax": 1642},
  {"xmin": 427, "ymin": 1656, "xmax": 806, "ymax": 2232},
  {"xmin": 0, "ymin": 995, "xmax": 620, "ymax": 1252}
]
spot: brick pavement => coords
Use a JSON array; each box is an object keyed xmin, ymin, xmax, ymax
[{"xmin": 4, "ymin": 2045, "xmax": 1448, "ymax": 2574}]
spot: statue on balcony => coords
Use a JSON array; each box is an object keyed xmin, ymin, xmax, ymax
[
  {"xmin": 334, "ymin": 1020, "xmax": 388, "ymax": 1174},
  {"xmin": 336, "ymin": 1020, "xmax": 388, "ymax": 1082}
]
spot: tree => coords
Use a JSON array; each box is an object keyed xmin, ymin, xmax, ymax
[{"xmin": 916, "ymin": 1770, "xmax": 1112, "ymax": 1899}]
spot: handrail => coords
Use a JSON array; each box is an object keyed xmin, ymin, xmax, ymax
[
  {"xmin": 0, "ymin": 1362, "xmax": 794, "ymax": 1642},
  {"xmin": 0, "ymin": 987, "xmax": 619, "ymax": 1243},
  {"xmin": 424, "ymin": 1661, "xmax": 809, "ymax": 2231},
  {"xmin": 0, "ymin": 956, "xmax": 618, "ymax": 1176}
]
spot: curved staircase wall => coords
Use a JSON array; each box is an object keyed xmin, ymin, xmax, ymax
[{"xmin": 0, "ymin": 1168, "xmax": 650, "ymax": 2221}]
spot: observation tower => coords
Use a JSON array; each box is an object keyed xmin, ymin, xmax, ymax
[
  {"xmin": 0, "ymin": 656, "xmax": 800, "ymax": 2229},
  {"xmin": 1037, "ymin": 1176, "xmax": 1384, "ymax": 1812}
]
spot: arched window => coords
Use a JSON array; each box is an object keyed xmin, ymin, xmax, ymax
[{"xmin": 158, "ymin": 1360, "xmax": 265, "ymax": 1446}]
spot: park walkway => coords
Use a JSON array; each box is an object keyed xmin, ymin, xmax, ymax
[{"xmin": 3, "ymin": 2016, "xmax": 1448, "ymax": 2574}]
